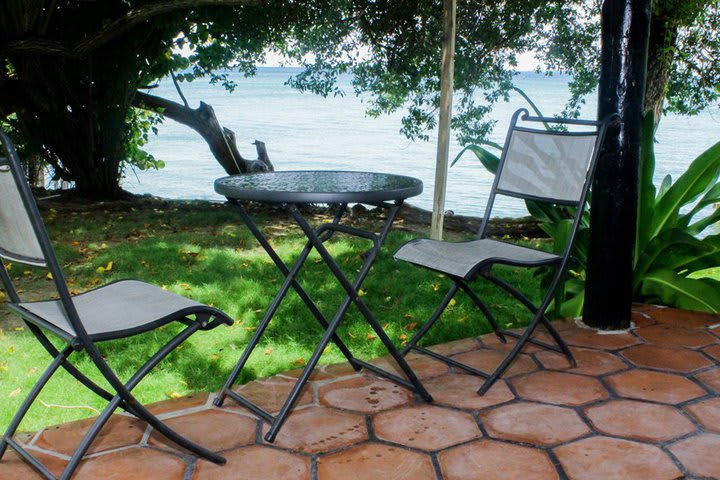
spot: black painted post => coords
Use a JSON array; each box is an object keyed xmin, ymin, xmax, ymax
[{"xmin": 583, "ymin": 0, "xmax": 651, "ymax": 329}]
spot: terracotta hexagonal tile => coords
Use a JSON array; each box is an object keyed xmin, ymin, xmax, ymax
[
  {"xmin": 480, "ymin": 402, "xmax": 590, "ymax": 446},
  {"xmin": 606, "ymin": 369, "xmax": 706, "ymax": 404},
  {"xmin": 35, "ymin": 414, "xmax": 146, "ymax": 457},
  {"xmin": 648, "ymin": 307, "xmax": 719, "ymax": 328},
  {"xmin": 231, "ymin": 377, "xmax": 313, "ymax": 413},
  {"xmin": 585, "ymin": 399, "xmax": 695, "ymax": 442},
  {"xmin": 561, "ymin": 327, "xmax": 641, "ymax": 350},
  {"xmin": 193, "ymin": 445, "xmax": 311, "ymax": 480},
  {"xmin": 281, "ymin": 365, "xmax": 345, "ymax": 382},
  {"xmin": 534, "ymin": 347, "xmax": 627, "ymax": 376},
  {"xmin": 450, "ymin": 349, "xmax": 537, "ymax": 377},
  {"xmin": 73, "ymin": 447, "xmax": 187, "ymax": 480},
  {"xmin": 555, "ymin": 437, "xmax": 680, "ymax": 480},
  {"xmin": 511, "ymin": 371, "xmax": 608, "ymax": 406},
  {"xmin": 146, "ymin": 392, "xmax": 209, "ymax": 416},
  {"xmin": 480, "ymin": 332, "xmax": 546, "ymax": 354},
  {"xmin": 370, "ymin": 352, "xmax": 449, "ymax": 380},
  {"xmin": 322, "ymin": 362, "xmax": 359, "ymax": 377},
  {"xmin": 703, "ymin": 345, "xmax": 720, "ymax": 361},
  {"xmin": 634, "ymin": 324, "xmax": 716, "ymax": 348},
  {"xmin": 620, "ymin": 344, "xmax": 713, "ymax": 373},
  {"xmin": 669, "ymin": 433, "xmax": 720, "ymax": 478},
  {"xmin": 424, "ymin": 374, "xmax": 515, "ymax": 410},
  {"xmin": 318, "ymin": 376, "xmax": 412, "ymax": 413},
  {"xmin": 703, "ymin": 343, "xmax": 720, "ymax": 361},
  {"xmin": 0, "ymin": 450, "xmax": 66, "ymax": 479},
  {"xmin": 426, "ymin": 337, "xmax": 481, "ymax": 356},
  {"xmin": 148, "ymin": 409, "xmax": 256, "ymax": 453},
  {"xmin": 317, "ymin": 443, "xmax": 435, "ymax": 480},
  {"xmin": 696, "ymin": 367, "xmax": 720, "ymax": 392},
  {"xmin": 261, "ymin": 406, "xmax": 367, "ymax": 453},
  {"xmin": 631, "ymin": 310, "xmax": 656, "ymax": 328},
  {"xmin": 439, "ymin": 439, "xmax": 558, "ymax": 480},
  {"xmin": 685, "ymin": 398, "xmax": 720, "ymax": 432},
  {"xmin": 374, "ymin": 405, "xmax": 481, "ymax": 451}
]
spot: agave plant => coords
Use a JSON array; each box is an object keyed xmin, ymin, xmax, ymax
[{"xmin": 454, "ymin": 108, "xmax": 720, "ymax": 315}]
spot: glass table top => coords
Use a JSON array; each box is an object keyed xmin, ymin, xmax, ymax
[{"xmin": 214, "ymin": 170, "xmax": 423, "ymax": 204}]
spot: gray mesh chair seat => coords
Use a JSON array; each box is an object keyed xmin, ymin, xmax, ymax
[
  {"xmin": 16, "ymin": 280, "xmax": 210, "ymax": 342},
  {"xmin": 0, "ymin": 130, "xmax": 232, "ymax": 479},
  {"xmin": 394, "ymin": 238, "xmax": 560, "ymax": 279},
  {"xmin": 393, "ymin": 108, "xmax": 615, "ymax": 396}
]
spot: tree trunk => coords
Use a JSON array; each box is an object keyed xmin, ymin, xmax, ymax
[
  {"xmin": 134, "ymin": 91, "xmax": 273, "ymax": 174},
  {"xmin": 644, "ymin": 15, "xmax": 677, "ymax": 128}
]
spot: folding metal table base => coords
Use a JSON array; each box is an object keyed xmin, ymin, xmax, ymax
[{"xmin": 215, "ymin": 200, "xmax": 432, "ymax": 442}]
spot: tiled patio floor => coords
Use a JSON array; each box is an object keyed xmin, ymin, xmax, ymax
[{"xmin": 3, "ymin": 304, "xmax": 720, "ymax": 479}]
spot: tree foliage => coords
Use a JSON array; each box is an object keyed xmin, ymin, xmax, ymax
[{"xmin": 1, "ymin": 0, "xmax": 719, "ymax": 198}]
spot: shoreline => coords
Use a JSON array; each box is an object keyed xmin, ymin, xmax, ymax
[{"xmin": 36, "ymin": 191, "xmax": 543, "ymax": 238}]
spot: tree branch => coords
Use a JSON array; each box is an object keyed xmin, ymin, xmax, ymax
[{"xmin": 134, "ymin": 90, "xmax": 272, "ymax": 175}]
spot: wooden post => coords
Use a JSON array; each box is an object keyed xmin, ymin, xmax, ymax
[
  {"xmin": 430, "ymin": 0, "xmax": 457, "ymax": 240},
  {"xmin": 583, "ymin": 0, "xmax": 651, "ymax": 329}
]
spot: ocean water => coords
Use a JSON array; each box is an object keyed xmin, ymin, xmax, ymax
[{"xmin": 124, "ymin": 68, "xmax": 720, "ymax": 217}]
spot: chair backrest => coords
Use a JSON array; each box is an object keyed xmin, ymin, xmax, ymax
[
  {"xmin": 479, "ymin": 109, "xmax": 613, "ymax": 244},
  {"xmin": 0, "ymin": 130, "xmax": 87, "ymax": 341},
  {"xmin": 0, "ymin": 142, "xmax": 47, "ymax": 268}
]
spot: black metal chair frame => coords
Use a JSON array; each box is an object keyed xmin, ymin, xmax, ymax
[
  {"xmin": 0, "ymin": 131, "xmax": 233, "ymax": 480},
  {"xmin": 396, "ymin": 109, "xmax": 616, "ymax": 395},
  {"xmin": 214, "ymin": 198, "xmax": 432, "ymax": 443}
]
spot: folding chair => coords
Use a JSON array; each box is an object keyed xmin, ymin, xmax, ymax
[
  {"xmin": 0, "ymin": 130, "xmax": 233, "ymax": 479},
  {"xmin": 394, "ymin": 108, "xmax": 615, "ymax": 395}
]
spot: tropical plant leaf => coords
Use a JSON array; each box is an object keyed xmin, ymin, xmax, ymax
[
  {"xmin": 636, "ymin": 113, "xmax": 657, "ymax": 260},
  {"xmin": 687, "ymin": 207, "xmax": 720, "ymax": 237},
  {"xmin": 512, "ymin": 86, "xmax": 552, "ymax": 130},
  {"xmin": 450, "ymin": 144, "xmax": 500, "ymax": 173},
  {"xmin": 640, "ymin": 269, "xmax": 720, "ymax": 313},
  {"xmin": 634, "ymin": 230, "xmax": 720, "ymax": 288},
  {"xmin": 651, "ymin": 139, "xmax": 720, "ymax": 240}
]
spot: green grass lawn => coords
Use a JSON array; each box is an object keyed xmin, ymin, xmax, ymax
[{"xmin": 0, "ymin": 200, "xmax": 547, "ymax": 432}]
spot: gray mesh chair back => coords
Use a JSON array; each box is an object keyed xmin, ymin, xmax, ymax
[
  {"xmin": 496, "ymin": 129, "xmax": 598, "ymax": 204},
  {"xmin": 0, "ymin": 129, "xmax": 232, "ymax": 479},
  {"xmin": 393, "ymin": 108, "xmax": 616, "ymax": 396},
  {"xmin": 0, "ymin": 159, "xmax": 47, "ymax": 267}
]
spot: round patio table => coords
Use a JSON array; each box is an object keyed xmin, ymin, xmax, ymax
[
  {"xmin": 213, "ymin": 170, "xmax": 431, "ymax": 442},
  {"xmin": 214, "ymin": 170, "xmax": 423, "ymax": 204}
]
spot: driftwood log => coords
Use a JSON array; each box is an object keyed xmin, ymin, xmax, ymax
[{"xmin": 134, "ymin": 91, "xmax": 273, "ymax": 175}]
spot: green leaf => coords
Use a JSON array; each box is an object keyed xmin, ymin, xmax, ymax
[
  {"xmin": 634, "ymin": 230, "xmax": 720, "ymax": 288},
  {"xmin": 640, "ymin": 269, "xmax": 720, "ymax": 313},
  {"xmin": 635, "ymin": 113, "xmax": 657, "ymax": 261},
  {"xmin": 450, "ymin": 144, "xmax": 500, "ymax": 173},
  {"xmin": 651, "ymin": 139, "xmax": 720, "ymax": 239}
]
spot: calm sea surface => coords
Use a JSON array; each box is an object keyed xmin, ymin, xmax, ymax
[{"xmin": 124, "ymin": 68, "xmax": 720, "ymax": 217}]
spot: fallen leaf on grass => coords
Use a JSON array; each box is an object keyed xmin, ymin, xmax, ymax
[
  {"xmin": 367, "ymin": 334, "xmax": 376, "ymax": 341},
  {"xmin": 9, "ymin": 388, "xmax": 21, "ymax": 398},
  {"xmin": 292, "ymin": 358, "xmax": 306, "ymax": 367},
  {"xmin": 167, "ymin": 391, "xmax": 183, "ymax": 400}
]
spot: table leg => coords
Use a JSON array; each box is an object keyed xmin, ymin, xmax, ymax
[{"xmin": 287, "ymin": 204, "xmax": 433, "ymax": 401}]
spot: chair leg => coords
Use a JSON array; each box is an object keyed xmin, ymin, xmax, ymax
[
  {"xmin": 400, "ymin": 284, "xmax": 459, "ymax": 356},
  {"xmin": 477, "ymin": 309, "xmax": 545, "ymax": 396},
  {"xmin": 0, "ymin": 346, "xmax": 70, "ymax": 460},
  {"xmin": 456, "ymin": 278, "xmax": 506, "ymax": 342},
  {"xmin": 59, "ymin": 396, "xmax": 122, "ymax": 480},
  {"xmin": 484, "ymin": 272, "xmax": 574, "ymax": 365},
  {"xmin": 540, "ymin": 315, "xmax": 577, "ymax": 367}
]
